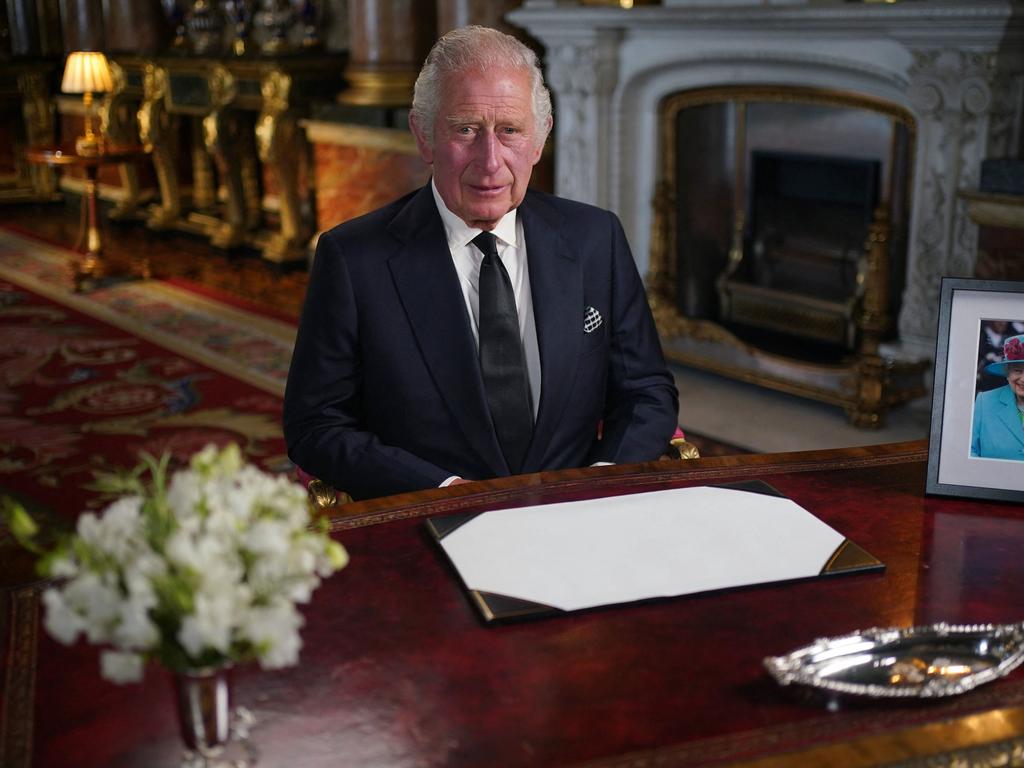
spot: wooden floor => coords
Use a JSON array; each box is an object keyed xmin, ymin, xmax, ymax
[{"xmin": 0, "ymin": 199, "xmax": 311, "ymax": 320}]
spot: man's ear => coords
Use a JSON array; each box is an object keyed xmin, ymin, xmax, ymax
[
  {"xmin": 532, "ymin": 116, "xmax": 553, "ymax": 165},
  {"xmin": 409, "ymin": 113, "xmax": 434, "ymax": 164}
]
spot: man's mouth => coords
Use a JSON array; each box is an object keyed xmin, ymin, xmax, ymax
[{"xmin": 469, "ymin": 184, "xmax": 508, "ymax": 197}]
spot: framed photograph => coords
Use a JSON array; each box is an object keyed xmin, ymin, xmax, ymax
[{"xmin": 926, "ymin": 277, "xmax": 1024, "ymax": 502}]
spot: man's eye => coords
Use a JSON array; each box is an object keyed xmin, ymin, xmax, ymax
[{"xmin": 456, "ymin": 126, "xmax": 474, "ymax": 135}]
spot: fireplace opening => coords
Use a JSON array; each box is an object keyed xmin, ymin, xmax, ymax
[
  {"xmin": 656, "ymin": 87, "xmax": 913, "ymax": 364},
  {"xmin": 647, "ymin": 85, "xmax": 925, "ymax": 426},
  {"xmin": 720, "ymin": 149, "xmax": 881, "ymax": 357}
]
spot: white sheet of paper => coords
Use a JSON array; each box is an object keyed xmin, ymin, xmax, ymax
[{"xmin": 439, "ymin": 486, "xmax": 845, "ymax": 612}]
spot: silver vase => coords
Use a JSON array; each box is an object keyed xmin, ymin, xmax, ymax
[{"xmin": 173, "ymin": 666, "xmax": 233, "ymax": 760}]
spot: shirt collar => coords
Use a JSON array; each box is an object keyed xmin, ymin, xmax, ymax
[{"xmin": 431, "ymin": 178, "xmax": 519, "ymax": 251}]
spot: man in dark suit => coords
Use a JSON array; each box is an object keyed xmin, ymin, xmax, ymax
[{"xmin": 284, "ymin": 26, "xmax": 678, "ymax": 500}]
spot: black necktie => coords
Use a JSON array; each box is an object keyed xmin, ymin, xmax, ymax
[{"xmin": 473, "ymin": 231, "xmax": 533, "ymax": 473}]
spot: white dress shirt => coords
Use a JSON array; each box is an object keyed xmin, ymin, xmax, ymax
[{"xmin": 430, "ymin": 180, "xmax": 542, "ymax": 418}]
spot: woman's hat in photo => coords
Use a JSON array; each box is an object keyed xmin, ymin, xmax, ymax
[{"xmin": 985, "ymin": 333, "xmax": 1024, "ymax": 375}]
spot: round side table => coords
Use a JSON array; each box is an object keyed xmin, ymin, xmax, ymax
[{"xmin": 26, "ymin": 144, "xmax": 151, "ymax": 289}]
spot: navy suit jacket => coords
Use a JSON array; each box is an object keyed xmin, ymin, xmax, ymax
[{"xmin": 283, "ymin": 184, "xmax": 679, "ymax": 500}]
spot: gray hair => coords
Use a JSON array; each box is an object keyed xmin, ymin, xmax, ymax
[{"xmin": 411, "ymin": 25, "xmax": 553, "ymax": 147}]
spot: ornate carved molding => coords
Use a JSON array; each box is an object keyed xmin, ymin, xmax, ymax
[
  {"xmin": 542, "ymin": 31, "xmax": 620, "ymax": 206},
  {"xmin": 899, "ymin": 46, "xmax": 1015, "ymax": 344}
]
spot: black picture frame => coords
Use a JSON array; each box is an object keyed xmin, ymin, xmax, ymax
[{"xmin": 926, "ymin": 277, "xmax": 1024, "ymax": 502}]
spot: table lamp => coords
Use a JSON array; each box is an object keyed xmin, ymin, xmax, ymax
[{"xmin": 61, "ymin": 51, "xmax": 114, "ymax": 155}]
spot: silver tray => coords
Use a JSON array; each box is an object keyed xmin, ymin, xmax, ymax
[{"xmin": 764, "ymin": 622, "xmax": 1024, "ymax": 699}]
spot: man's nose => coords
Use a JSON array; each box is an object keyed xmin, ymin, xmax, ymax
[{"xmin": 473, "ymin": 130, "xmax": 502, "ymax": 173}]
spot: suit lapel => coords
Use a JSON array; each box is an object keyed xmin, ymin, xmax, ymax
[
  {"xmin": 519, "ymin": 193, "xmax": 583, "ymax": 471},
  {"xmin": 997, "ymin": 386, "xmax": 1024, "ymax": 448},
  {"xmin": 387, "ymin": 185, "xmax": 507, "ymax": 475}
]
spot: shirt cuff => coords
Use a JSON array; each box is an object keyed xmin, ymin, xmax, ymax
[
  {"xmin": 439, "ymin": 476, "xmax": 462, "ymax": 487},
  {"xmin": 590, "ymin": 462, "xmax": 614, "ymax": 467}
]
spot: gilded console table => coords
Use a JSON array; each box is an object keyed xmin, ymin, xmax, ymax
[{"xmin": 115, "ymin": 54, "xmax": 342, "ymax": 263}]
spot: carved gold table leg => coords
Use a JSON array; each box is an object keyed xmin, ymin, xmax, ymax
[
  {"xmin": 241, "ymin": 124, "xmax": 262, "ymax": 232},
  {"xmin": 191, "ymin": 118, "xmax": 216, "ymax": 212},
  {"xmin": 203, "ymin": 65, "xmax": 247, "ymax": 249},
  {"xmin": 101, "ymin": 62, "xmax": 142, "ymax": 220},
  {"xmin": 138, "ymin": 64, "xmax": 181, "ymax": 230},
  {"xmin": 846, "ymin": 207, "xmax": 893, "ymax": 427},
  {"xmin": 257, "ymin": 69, "xmax": 308, "ymax": 262}
]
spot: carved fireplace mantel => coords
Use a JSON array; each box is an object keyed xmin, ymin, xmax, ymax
[{"xmin": 509, "ymin": 0, "xmax": 1024, "ymax": 366}]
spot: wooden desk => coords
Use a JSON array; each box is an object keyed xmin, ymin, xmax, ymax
[
  {"xmin": 25, "ymin": 144, "xmax": 150, "ymax": 289},
  {"xmin": 7, "ymin": 441, "xmax": 1024, "ymax": 767}
]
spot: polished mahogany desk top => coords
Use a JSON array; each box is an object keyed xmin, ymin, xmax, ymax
[{"xmin": 8, "ymin": 441, "xmax": 1024, "ymax": 767}]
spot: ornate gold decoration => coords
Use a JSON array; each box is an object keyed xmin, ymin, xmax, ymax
[
  {"xmin": 307, "ymin": 478, "xmax": 338, "ymax": 509},
  {"xmin": 858, "ymin": 207, "xmax": 892, "ymax": 353},
  {"xmin": 190, "ymin": 119, "xmax": 216, "ymax": 211},
  {"xmin": 337, "ymin": 68, "xmax": 418, "ymax": 107},
  {"xmin": 138, "ymin": 63, "xmax": 181, "ymax": 230},
  {"xmin": 91, "ymin": 56, "xmax": 340, "ymax": 260},
  {"xmin": 256, "ymin": 68, "xmax": 308, "ymax": 262},
  {"xmin": 203, "ymin": 65, "xmax": 248, "ymax": 249},
  {"xmin": 670, "ymin": 438, "xmax": 701, "ymax": 460},
  {"xmin": 98, "ymin": 61, "xmax": 142, "ymax": 220}
]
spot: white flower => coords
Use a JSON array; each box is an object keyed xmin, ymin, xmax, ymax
[
  {"xmin": 113, "ymin": 599, "xmax": 159, "ymax": 650},
  {"xmin": 165, "ymin": 529, "xmax": 199, "ymax": 570},
  {"xmin": 240, "ymin": 600, "xmax": 304, "ymax": 670},
  {"xmin": 42, "ymin": 588, "xmax": 85, "ymax": 645},
  {"xmin": 77, "ymin": 497, "xmax": 145, "ymax": 562},
  {"xmin": 245, "ymin": 519, "xmax": 289, "ymax": 556},
  {"xmin": 166, "ymin": 471, "xmax": 202, "ymax": 525},
  {"xmin": 47, "ymin": 555, "xmax": 78, "ymax": 579},
  {"xmin": 33, "ymin": 442, "xmax": 346, "ymax": 685},
  {"xmin": 178, "ymin": 589, "xmax": 237, "ymax": 657},
  {"xmin": 62, "ymin": 572, "xmax": 121, "ymax": 644},
  {"xmin": 101, "ymin": 650, "xmax": 144, "ymax": 683}
]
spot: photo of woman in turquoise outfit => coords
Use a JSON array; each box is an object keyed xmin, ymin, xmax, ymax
[{"xmin": 971, "ymin": 332, "xmax": 1024, "ymax": 461}]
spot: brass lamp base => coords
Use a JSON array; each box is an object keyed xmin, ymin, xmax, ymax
[{"xmin": 75, "ymin": 134, "xmax": 103, "ymax": 156}]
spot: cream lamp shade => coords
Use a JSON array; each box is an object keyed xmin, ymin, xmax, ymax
[
  {"xmin": 61, "ymin": 51, "xmax": 114, "ymax": 155},
  {"xmin": 61, "ymin": 51, "xmax": 114, "ymax": 94}
]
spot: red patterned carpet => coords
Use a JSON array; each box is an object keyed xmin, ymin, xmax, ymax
[{"xmin": 0, "ymin": 228, "xmax": 296, "ymax": 552}]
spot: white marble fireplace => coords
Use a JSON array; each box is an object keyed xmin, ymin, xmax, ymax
[{"xmin": 509, "ymin": 0, "xmax": 1024, "ymax": 361}]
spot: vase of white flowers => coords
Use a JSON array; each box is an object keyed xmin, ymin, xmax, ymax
[{"xmin": 4, "ymin": 443, "xmax": 347, "ymax": 764}]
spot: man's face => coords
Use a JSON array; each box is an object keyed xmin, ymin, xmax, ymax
[
  {"xmin": 1008, "ymin": 363, "xmax": 1024, "ymax": 399},
  {"xmin": 411, "ymin": 67, "xmax": 546, "ymax": 231}
]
